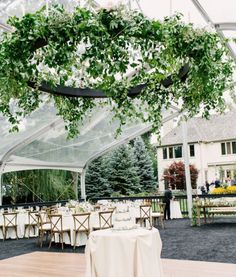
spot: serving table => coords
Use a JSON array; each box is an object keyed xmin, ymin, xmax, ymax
[
  {"xmin": 85, "ymin": 227, "xmax": 163, "ymax": 277},
  {"xmin": 196, "ymin": 203, "xmax": 236, "ymax": 226}
]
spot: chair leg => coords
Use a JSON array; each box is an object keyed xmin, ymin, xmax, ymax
[
  {"xmin": 49, "ymin": 232, "xmax": 53, "ymax": 249},
  {"xmin": 67, "ymin": 231, "xmax": 71, "ymax": 245},
  {"xmin": 0, "ymin": 227, "xmax": 4, "ymax": 241},
  {"xmin": 40, "ymin": 232, "xmax": 43, "ymax": 247},
  {"xmin": 37, "ymin": 230, "xmax": 41, "ymax": 246},
  {"xmin": 15, "ymin": 227, "xmax": 18, "ymax": 240},
  {"xmin": 73, "ymin": 231, "xmax": 77, "ymax": 250},
  {"xmin": 61, "ymin": 233, "xmax": 64, "ymax": 250}
]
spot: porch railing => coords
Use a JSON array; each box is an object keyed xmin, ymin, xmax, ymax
[
  {"xmin": 91, "ymin": 194, "xmax": 236, "ymax": 216},
  {"xmin": 1, "ymin": 194, "xmax": 236, "ymax": 216}
]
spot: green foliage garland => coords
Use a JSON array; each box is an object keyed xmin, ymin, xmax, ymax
[{"xmin": 0, "ymin": 5, "xmax": 234, "ymax": 138}]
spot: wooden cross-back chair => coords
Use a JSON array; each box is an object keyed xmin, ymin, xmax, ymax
[
  {"xmin": 36, "ymin": 212, "xmax": 51, "ymax": 247},
  {"xmin": 152, "ymin": 203, "xmax": 165, "ymax": 229},
  {"xmin": 24, "ymin": 211, "xmax": 38, "ymax": 238},
  {"xmin": 93, "ymin": 210, "xmax": 113, "ymax": 231},
  {"xmin": 48, "ymin": 214, "xmax": 71, "ymax": 250},
  {"xmin": 72, "ymin": 212, "xmax": 90, "ymax": 249},
  {"xmin": 0, "ymin": 221, "xmax": 3, "ymax": 239},
  {"xmin": 3, "ymin": 212, "xmax": 18, "ymax": 240},
  {"xmin": 136, "ymin": 204, "xmax": 152, "ymax": 228}
]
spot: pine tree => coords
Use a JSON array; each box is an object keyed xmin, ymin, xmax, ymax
[
  {"xmin": 133, "ymin": 137, "xmax": 156, "ymax": 192},
  {"xmin": 85, "ymin": 157, "xmax": 112, "ymax": 199},
  {"xmin": 141, "ymin": 132, "xmax": 158, "ymax": 179},
  {"xmin": 107, "ymin": 144, "xmax": 141, "ymax": 195}
]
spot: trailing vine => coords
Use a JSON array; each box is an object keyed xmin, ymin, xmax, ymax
[{"xmin": 0, "ymin": 5, "xmax": 234, "ymax": 138}]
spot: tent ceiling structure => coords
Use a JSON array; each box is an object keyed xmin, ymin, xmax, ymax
[
  {"xmin": 0, "ymin": 103, "xmax": 180, "ymax": 174},
  {"xmin": 1, "ymin": 0, "xmax": 236, "ymax": 58},
  {"xmin": 0, "ymin": 0, "xmax": 236, "ymax": 201},
  {"xmin": 0, "ymin": 102, "xmax": 180, "ymax": 202}
]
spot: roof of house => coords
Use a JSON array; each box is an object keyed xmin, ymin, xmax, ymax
[{"xmin": 160, "ymin": 109, "xmax": 236, "ymax": 146}]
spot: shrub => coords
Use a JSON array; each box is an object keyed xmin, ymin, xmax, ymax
[
  {"xmin": 212, "ymin": 187, "xmax": 226, "ymax": 194},
  {"xmin": 212, "ymin": 186, "xmax": 236, "ymax": 194},
  {"xmin": 163, "ymin": 161, "xmax": 199, "ymax": 190},
  {"xmin": 226, "ymin": 186, "xmax": 236, "ymax": 194}
]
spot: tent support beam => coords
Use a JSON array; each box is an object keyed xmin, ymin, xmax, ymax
[
  {"xmin": 0, "ymin": 118, "xmax": 63, "ymax": 174},
  {"xmin": 182, "ymin": 120, "xmax": 192, "ymax": 219},
  {"xmin": 80, "ymin": 168, "xmax": 86, "ymax": 201},
  {"xmin": 0, "ymin": 171, "xmax": 3, "ymax": 206},
  {"xmin": 191, "ymin": 0, "xmax": 236, "ymax": 59}
]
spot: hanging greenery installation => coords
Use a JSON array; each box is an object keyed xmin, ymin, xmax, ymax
[{"xmin": 0, "ymin": 5, "xmax": 234, "ymax": 138}]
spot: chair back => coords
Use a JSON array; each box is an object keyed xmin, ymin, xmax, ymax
[
  {"xmin": 72, "ymin": 213, "xmax": 90, "ymax": 231},
  {"xmin": 28, "ymin": 211, "xmax": 38, "ymax": 225},
  {"xmin": 159, "ymin": 203, "xmax": 165, "ymax": 215},
  {"xmin": 140, "ymin": 204, "xmax": 152, "ymax": 219},
  {"xmin": 3, "ymin": 212, "xmax": 17, "ymax": 227},
  {"xmin": 49, "ymin": 214, "xmax": 63, "ymax": 232},
  {"xmin": 99, "ymin": 210, "xmax": 113, "ymax": 229},
  {"xmin": 37, "ymin": 211, "xmax": 49, "ymax": 225}
]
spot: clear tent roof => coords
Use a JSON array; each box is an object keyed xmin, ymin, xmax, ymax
[
  {"xmin": 0, "ymin": 0, "xmax": 236, "ymax": 174},
  {"xmin": 0, "ymin": 103, "xmax": 179, "ymax": 173}
]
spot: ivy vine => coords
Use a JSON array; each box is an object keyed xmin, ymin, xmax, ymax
[{"xmin": 0, "ymin": 5, "xmax": 234, "ymax": 138}]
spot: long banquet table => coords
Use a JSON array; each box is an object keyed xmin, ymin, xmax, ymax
[{"xmin": 85, "ymin": 227, "xmax": 163, "ymax": 277}]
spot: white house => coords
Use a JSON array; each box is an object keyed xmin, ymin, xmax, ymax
[{"xmin": 157, "ymin": 110, "xmax": 236, "ymax": 191}]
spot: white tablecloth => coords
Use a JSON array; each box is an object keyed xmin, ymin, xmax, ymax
[
  {"xmin": 170, "ymin": 200, "xmax": 183, "ymax": 219},
  {"xmin": 0, "ymin": 211, "xmax": 38, "ymax": 239},
  {"xmin": 85, "ymin": 227, "xmax": 163, "ymax": 277}
]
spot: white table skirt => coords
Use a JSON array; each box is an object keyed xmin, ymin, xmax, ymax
[
  {"xmin": 85, "ymin": 227, "xmax": 163, "ymax": 277},
  {"xmin": 170, "ymin": 200, "xmax": 183, "ymax": 219}
]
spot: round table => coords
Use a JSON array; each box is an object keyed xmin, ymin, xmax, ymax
[{"xmin": 85, "ymin": 227, "xmax": 163, "ymax": 277}]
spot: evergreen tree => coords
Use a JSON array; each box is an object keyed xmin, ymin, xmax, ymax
[
  {"xmin": 133, "ymin": 137, "xmax": 156, "ymax": 192},
  {"xmin": 85, "ymin": 157, "xmax": 112, "ymax": 199},
  {"xmin": 141, "ymin": 132, "xmax": 158, "ymax": 179},
  {"xmin": 107, "ymin": 144, "xmax": 141, "ymax": 195}
]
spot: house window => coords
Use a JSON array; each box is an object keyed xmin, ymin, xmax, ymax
[
  {"xmin": 221, "ymin": 141, "xmax": 236, "ymax": 155},
  {"xmin": 227, "ymin": 142, "xmax": 231, "ymax": 154},
  {"xmin": 169, "ymin": 147, "xmax": 173, "ymax": 159},
  {"xmin": 174, "ymin": 146, "xmax": 182, "ymax": 158},
  {"xmin": 221, "ymin": 143, "xmax": 226, "ymax": 155},
  {"xmin": 232, "ymin": 142, "xmax": 236, "ymax": 154},
  {"xmin": 189, "ymin": 144, "xmax": 195, "ymax": 157},
  {"xmin": 163, "ymin": 147, "xmax": 167, "ymax": 159}
]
